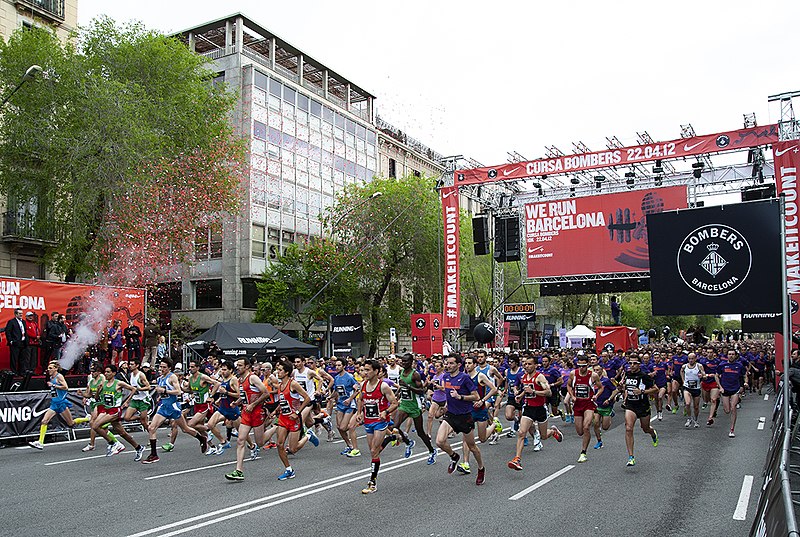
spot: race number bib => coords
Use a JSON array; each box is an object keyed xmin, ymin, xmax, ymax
[
  {"xmin": 278, "ymin": 394, "xmax": 292, "ymax": 415},
  {"xmin": 102, "ymin": 392, "xmax": 116, "ymax": 406},
  {"xmin": 686, "ymin": 380, "xmax": 698, "ymax": 389},
  {"xmin": 49, "ymin": 386, "xmax": 57, "ymax": 397},
  {"xmin": 626, "ymin": 379, "xmax": 641, "ymax": 401},
  {"xmin": 365, "ymin": 403, "xmax": 380, "ymax": 418},
  {"xmin": 575, "ymin": 384, "xmax": 590, "ymax": 399},
  {"xmin": 336, "ymin": 385, "xmax": 346, "ymax": 397},
  {"xmin": 399, "ymin": 386, "xmax": 412, "ymax": 401}
]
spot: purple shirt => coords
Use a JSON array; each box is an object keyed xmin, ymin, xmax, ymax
[{"xmin": 442, "ymin": 371, "xmax": 476, "ymax": 415}]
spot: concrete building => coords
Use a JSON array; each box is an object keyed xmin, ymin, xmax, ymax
[{"xmin": 0, "ymin": 0, "xmax": 78, "ymax": 279}]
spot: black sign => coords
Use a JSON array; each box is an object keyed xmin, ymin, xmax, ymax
[
  {"xmin": 504, "ymin": 313, "xmax": 536, "ymax": 323},
  {"xmin": 741, "ymin": 313, "xmax": 782, "ymax": 333},
  {"xmin": 1, "ymin": 391, "xmax": 88, "ymax": 438},
  {"xmin": 330, "ymin": 314, "xmax": 364, "ymax": 344},
  {"xmin": 648, "ymin": 200, "xmax": 782, "ymax": 315}
]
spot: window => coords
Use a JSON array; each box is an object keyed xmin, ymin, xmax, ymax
[
  {"xmin": 283, "ymin": 85, "xmax": 296, "ymax": 105},
  {"xmin": 254, "ymin": 70, "xmax": 268, "ymax": 90},
  {"xmin": 388, "ymin": 158, "xmax": 396, "ymax": 179},
  {"xmin": 252, "ymin": 224, "xmax": 266, "ymax": 258},
  {"xmin": 310, "ymin": 99, "xmax": 322, "ymax": 117},
  {"xmin": 253, "ymin": 120, "xmax": 267, "ymax": 140},
  {"xmin": 298, "ymin": 93, "xmax": 309, "ymax": 111},
  {"xmin": 323, "ymin": 106, "xmax": 334, "ymax": 124},
  {"xmin": 242, "ymin": 279, "xmax": 259, "ymax": 309},
  {"xmin": 194, "ymin": 223, "xmax": 222, "ymax": 260},
  {"xmin": 194, "ymin": 279, "xmax": 222, "ymax": 309},
  {"xmin": 413, "ymin": 169, "xmax": 421, "ymax": 178},
  {"xmin": 153, "ymin": 282, "xmax": 182, "ymax": 311},
  {"xmin": 269, "ymin": 78, "xmax": 282, "ymax": 97},
  {"xmin": 212, "ymin": 72, "xmax": 225, "ymax": 89}
]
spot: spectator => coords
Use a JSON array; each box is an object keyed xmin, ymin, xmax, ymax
[
  {"xmin": 141, "ymin": 361, "xmax": 156, "ymax": 383},
  {"xmin": 123, "ymin": 319, "xmax": 142, "ymax": 365},
  {"xmin": 115, "ymin": 360, "xmax": 130, "ymax": 382},
  {"xmin": 108, "ymin": 319, "xmax": 124, "ymax": 365},
  {"xmin": 156, "ymin": 335, "xmax": 167, "ymax": 360},
  {"xmin": 5, "ymin": 308, "xmax": 28, "ymax": 375},
  {"xmin": 170, "ymin": 340, "xmax": 182, "ymax": 364},
  {"xmin": 23, "ymin": 312, "xmax": 41, "ymax": 374},
  {"xmin": 610, "ymin": 296, "xmax": 621, "ymax": 326},
  {"xmin": 97, "ymin": 322, "xmax": 109, "ymax": 367},
  {"xmin": 143, "ymin": 318, "xmax": 161, "ymax": 366},
  {"xmin": 44, "ymin": 311, "xmax": 64, "ymax": 363},
  {"xmin": 788, "ymin": 349, "xmax": 800, "ymax": 411}
]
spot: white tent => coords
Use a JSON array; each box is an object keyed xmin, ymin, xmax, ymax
[{"xmin": 566, "ymin": 324, "xmax": 595, "ymax": 339}]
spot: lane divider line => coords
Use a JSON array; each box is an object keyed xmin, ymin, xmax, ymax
[
  {"xmin": 509, "ymin": 465, "xmax": 574, "ymax": 501},
  {"xmin": 733, "ymin": 475, "xmax": 754, "ymax": 520}
]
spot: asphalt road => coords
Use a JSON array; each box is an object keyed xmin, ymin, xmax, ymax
[{"xmin": 1, "ymin": 390, "xmax": 775, "ymax": 537}]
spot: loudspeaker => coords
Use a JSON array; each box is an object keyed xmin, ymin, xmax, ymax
[
  {"xmin": 494, "ymin": 216, "xmax": 520, "ymax": 262},
  {"xmin": 472, "ymin": 215, "xmax": 490, "ymax": 256},
  {"xmin": 741, "ymin": 184, "xmax": 776, "ymax": 202}
]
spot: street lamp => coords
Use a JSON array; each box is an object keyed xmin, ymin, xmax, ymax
[{"xmin": 1, "ymin": 65, "xmax": 43, "ymax": 107}]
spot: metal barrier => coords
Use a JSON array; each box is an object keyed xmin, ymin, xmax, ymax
[{"xmin": 749, "ymin": 383, "xmax": 800, "ymax": 536}]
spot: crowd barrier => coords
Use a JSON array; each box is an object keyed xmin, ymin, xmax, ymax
[
  {"xmin": 0, "ymin": 390, "xmax": 89, "ymax": 439},
  {"xmin": 749, "ymin": 384, "xmax": 800, "ymax": 536}
]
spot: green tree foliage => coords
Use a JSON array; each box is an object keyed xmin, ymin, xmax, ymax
[{"xmin": 0, "ymin": 19, "xmax": 244, "ymax": 283}]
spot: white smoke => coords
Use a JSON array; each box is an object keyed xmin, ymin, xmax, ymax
[{"xmin": 58, "ymin": 288, "xmax": 114, "ymax": 370}]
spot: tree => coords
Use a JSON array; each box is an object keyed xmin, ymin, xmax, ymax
[{"xmin": 0, "ymin": 19, "xmax": 244, "ymax": 285}]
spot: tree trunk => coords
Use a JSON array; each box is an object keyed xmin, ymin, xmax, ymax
[{"xmin": 367, "ymin": 263, "xmax": 396, "ymax": 358}]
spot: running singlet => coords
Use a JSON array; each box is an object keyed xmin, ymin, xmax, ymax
[
  {"xmin": 361, "ymin": 380, "xmax": 388, "ymax": 424},
  {"xmin": 505, "ymin": 367, "xmax": 523, "ymax": 399},
  {"xmin": 571, "ymin": 370, "xmax": 594, "ymax": 400},
  {"xmin": 99, "ymin": 379, "xmax": 121, "ymax": 409},
  {"xmin": 684, "ymin": 364, "xmax": 701, "ymax": 389},
  {"xmin": 239, "ymin": 374, "xmax": 262, "ymax": 405},
  {"xmin": 718, "ymin": 361, "xmax": 746, "ymax": 392},
  {"xmin": 520, "ymin": 372, "xmax": 545, "ymax": 407},
  {"xmin": 292, "ymin": 368, "xmax": 316, "ymax": 397},
  {"xmin": 278, "ymin": 380, "xmax": 302, "ymax": 415},
  {"xmin": 431, "ymin": 372, "xmax": 447, "ymax": 403},
  {"xmin": 218, "ymin": 377, "xmax": 235, "ymax": 411},
  {"xmin": 130, "ymin": 372, "xmax": 149, "ymax": 401},
  {"xmin": 189, "ymin": 374, "xmax": 209, "ymax": 404},
  {"xmin": 334, "ymin": 372, "xmax": 358, "ymax": 406},
  {"xmin": 596, "ymin": 377, "xmax": 616, "ymax": 407},
  {"xmin": 470, "ymin": 372, "xmax": 487, "ymax": 409},
  {"xmin": 397, "ymin": 370, "xmax": 418, "ymax": 403},
  {"xmin": 87, "ymin": 374, "xmax": 104, "ymax": 406},
  {"xmin": 651, "ymin": 362, "xmax": 668, "ymax": 387},
  {"xmin": 623, "ymin": 371, "xmax": 653, "ymax": 404},
  {"xmin": 671, "ymin": 355, "xmax": 687, "ymax": 379},
  {"xmin": 157, "ymin": 373, "xmax": 178, "ymax": 407},
  {"xmin": 48, "ymin": 375, "xmax": 68, "ymax": 403}
]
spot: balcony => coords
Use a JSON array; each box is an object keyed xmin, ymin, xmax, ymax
[
  {"xmin": 2, "ymin": 212, "xmax": 58, "ymax": 244},
  {"xmin": 14, "ymin": 0, "xmax": 65, "ymax": 22}
]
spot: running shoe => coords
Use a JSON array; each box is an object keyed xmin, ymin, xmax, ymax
[
  {"xmin": 327, "ymin": 430, "xmax": 336, "ymax": 442},
  {"xmin": 220, "ymin": 441, "xmax": 232, "ymax": 450},
  {"xmin": 134, "ymin": 445, "xmax": 145, "ymax": 462},
  {"xmin": 404, "ymin": 439, "xmax": 415, "ymax": 459},
  {"xmin": 447, "ymin": 453, "xmax": 460, "ymax": 474},
  {"xmin": 205, "ymin": 445, "xmax": 217, "ymax": 456},
  {"xmin": 684, "ymin": 418, "xmax": 692, "ymax": 428},
  {"xmin": 110, "ymin": 442, "xmax": 126, "ymax": 456},
  {"xmin": 665, "ymin": 404, "xmax": 672, "ymax": 413},
  {"xmin": 657, "ymin": 412, "xmax": 663, "ymax": 421},
  {"xmin": 142, "ymin": 453, "xmax": 159, "ymax": 464},
  {"xmin": 610, "ymin": 409, "xmax": 616, "ymax": 418},
  {"xmin": 427, "ymin": 449, "xmax": 437, "ymax": 465},
  {"xmin": 736, "ymin": 403, "xmax": 741, "ymax": 409},
  {"xmin": 551, "ymin": 426, "xmax": 563, "ymax": 442},
  {"xmin": 346, "ymin": 449, "xmax": 361, "ymax": 458},
  {"xmin": 106, "ymin": 443, "xmax": 114, "ymax": 456},
  {"xmin": 225, "ymin": 469, "xmax": 244, "ymax": 481},
  {"xmin": 250, "ymin": 446, "xmax": 259, "ymax": 460},
  {"xmin": 729, "ymin": 430, "xmax": 736, "ymax": 438},
  {"xmin": 264, "ymin": 441, "xmax": 278, "ymax": 449},
  {"xmin": 340, "ymin": 446, "xmax": 353, "ymax": 456},
  {"xmin": 28, "ymin": 440, "xmax": 43, "ymax": 450},
  {"xmin": 702, "ymin": 402, "xmax": 708, "ymax": 410},
  {"xmin": 361, "ymin": 480, "xmax": 377, "ymax": 494},
  {"xmin": 651, "ymin": 428, "xmax": 659, "ymax": 447},
  {"xmin": 231, "ymin": 429, "xmax": 238, "ymax": 437},
  {"xmin": 278, "ymin": 469, "xmax": 295, "ymax": 480},
  {"xmin": 693, "ymin": 420, "xmax": 699, "ymax": 429},
  {"xmin": 476, "ymin": 467, "xmax": 485, "ymax": 486},
  {"xmin": 161, "ymin": 443, "xmax": 174, "ymax": 452},
  {"xmin": 507, "ymin": 456, "xmax": 523, "ymax": 471},
  {"xmin": 671, "ymin": 406, "xmax": 678, "ymax": 414},
  {"xmin": 493, "ymin": 417, "xmax": 503, "ymax": 434},
  {"xmin": 532, "ymin": 441, "xmax": 543, "ymax": 452},
  {"xmin": 505, "ymin": 430, "xmax": 516, "ymax": 438},
  {"xmin": 627, "ymin": 456, "xmax": 636, "ymax": 467},
  {"xmin": 488, "ymin": 432, "xmax": 499, "ymax": 445},
  {"xmin": 593, "ymin": 440, "xmax": 603, "ymax": 449},
  {"xmin": 81, "ymin": 444, "xmax": 95, "ymax": 452},
  {"xmin": 307, "ymin": 429, "xmax": 320, "ymax": 447},
  {"xmin": 577, "ymin": 452, "xmax": 588, "ymax": 463},
  {"xmin": 214, "ymin": 445, "xmax": 225, "ymax": 455},
  {"xmin": 457, "ymin": 462, "xmax": 471, "ymax": 474}
]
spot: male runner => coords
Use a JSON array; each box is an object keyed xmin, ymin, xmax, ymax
[
  {"xmin": 121, "ymin": 360, "xmax": 152, "ymax": 435},
  {"xmin": 503, "ymin": 354, "xmax": 524, "ymax": 439},
  {"xmin": 28, "ymin": 361, "xmax": 90, "ymax": 450},
  {"xmin": 620, "ymin": 356, "xmax": 659, "ymax": 466},
  {"xmin": 80, "ymin": 362, "xmax": 116, "ymax": 452},
  {"xmin": 461, "ymin": 355, "xmax": 498, "ymax": 472},
  {"xmin": 475, "ymin": 349, "xmax": 504, "ymax": 433},
  {"xmin": 395, "ymin": 353, "xmax": 437, "ymax": 464},
  {"xmin": 567, "ymin": 354, "xmax": 603, "ymax": 463},
  {"xmin": 186, "ymin": 358, "xmax": 221, "ymax": 454},
  {"xmin": 332, "ymin": 357, "xmax": 361, "ymax": 457},
  {"xmin": 270, "ymin": 359, "xmax": 314, "ymax": 480},
  {"xmin": 356, "ymin": 359, "xmax": 399, "ymax": 493},
  {"xmin": 225, "ymin": 358, "xmax": 269, "ymax": 480},
  {"xmin": 681, "ymin": 352, "xmax": 705, "ymax": 428},
  {"xmin": 715, "ymin": 349, "xmax": 748, "ymax": 437},
  {"xmin": 90, "ymin": 364, "xmax": 145, "ymax": 460},
  {"xmin": 206, "ymin": 361, "xmax": 245, "ymax": 454}
]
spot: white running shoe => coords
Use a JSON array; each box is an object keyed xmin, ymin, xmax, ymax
[
  {"xmin": 684, "ymin": 418, "xmax": 692, "ymax": 428},
  {"xmin": 110, "ymin": 442, "xmax": 126, "ymax": 456},
  {"xmin": 81, "ymin": 444, "xmax": 95, "ymax": 452},
  {"xmin": 29, "ymin": 441, "xmax": 43, "ymax": 450}
]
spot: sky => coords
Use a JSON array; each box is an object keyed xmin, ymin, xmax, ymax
[{"xmin": 78, "ymin": 0, "xmax": 800, "ymax": 169}]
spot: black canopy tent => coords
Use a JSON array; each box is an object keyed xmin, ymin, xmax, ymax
[{"xmin": 186, "ymin": 322, "xmax": 318, "ymax": 360}]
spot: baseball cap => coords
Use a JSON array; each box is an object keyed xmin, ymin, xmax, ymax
[
  {"xmin": 174, "ymin": 363, "xmax": 183, "ymax": 371},
  {"xmin": 142, "ymin": 362, "xmax": 150, "ymax": 368}
]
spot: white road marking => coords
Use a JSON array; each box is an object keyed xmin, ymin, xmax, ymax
[
  {"xmin": 764, "ymin": 394, "xmax": 769, "ymax": 401},
  {"xmin": 332, "ymin": 434, "xmax": 367, "ymax": 445},
  {"xmin": 145, "ymin": 457, "xmax": 261, "ymax": 480},
  {"xmin": 44, "ymin": 453, "xmax": 110, "ymax": 465},
  {"xmin": 16, "ymin": 437, "xmax": 87, "ymax": 449},
  {"xmin": 509, "ymin": 465, "xmax": 575, "ymax": 501},
  {"xmin": 126, "ymin": 443, "xmax": 461, "ymax": 537},
  {"xmin": 733, "ymin": 475, "xmax": 754, "ymax": 520},
  {"xmin": 757, "ymin": 417, "xmax": 765, "ymax": 430}
]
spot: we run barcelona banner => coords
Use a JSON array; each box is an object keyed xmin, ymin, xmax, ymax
[{"xmin": 524, "ymin": 186, "xmax": 687, "ymax": 278}]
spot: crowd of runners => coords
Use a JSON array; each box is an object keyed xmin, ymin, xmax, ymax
[{"xmin": 28, "ymin": 340, "xmax": 773, "ymax": 494}]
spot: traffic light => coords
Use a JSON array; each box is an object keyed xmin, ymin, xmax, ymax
[{"xmin": 159, "ymin": 309, "xmax": 172, "ymax": 331}]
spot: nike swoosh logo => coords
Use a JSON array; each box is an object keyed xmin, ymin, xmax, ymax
[
  {"xmin": 775, "ymin": 146, "xmax": 798, "ymax": 157},
  {"xmin": 441, "ymin": 190, "xmax": 456, "ymax": 199},
  {"xmin": 599, "ymin": 330, "xmax": 615, "ymax": 337},
  {"xmin": 503, "ymin": 167, "xmax": 521, "ymax": 177},
  {"xmin": 528, "ymin": 246, "xmax": 544, "ymax": 253},
  {"xmin": 32, "ymin": 408, "xmax": 48, "ymax": 418},
  {"xmin": 683, "ymin": 141, "xmax": 704, "ymax": 152}
]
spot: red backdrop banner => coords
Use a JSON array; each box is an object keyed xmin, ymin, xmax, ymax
[
  {"xmin": 410, "ymin": 313, "xmax": 443, "ymax": 357},
  {"xmin": 456, "ymin": 125, "xmax": 779, "ymax": 185},
  {"xmin": 595, "ymin": 325, "xmax": 638, "ymax": 353},
  {"xmin": 524, "ymin": 186, "xmax": 688, "ymax": 278},
  {"xmin": 441, "ymin": 187, "xmax": 461, "ymax": 328},
  {"xmin": 0, "ymin": 279, "xmax": 145, "ymax": 371},
  {"xmin": 773, "ymin": 141, "xmax": 800, "ymax": 372}
]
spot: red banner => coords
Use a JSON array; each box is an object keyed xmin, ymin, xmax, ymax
[
  {"xmin": 595, "ymin": 325, "xmax": 638, "ymax": 353},
  {"xmin": 774, "ymin": 141, "xmax": 800, "ymax": 369},
  {"xmin": 441, "ymin": 187, "xmax": 460, "ymax": 328},
  {"xmin": 456, "ymin": 125, "xmax": 779, "ymax": 185},
  {"xmin": 524, "ymin": 186, "xmax": 688, "ymax": 278},
  {"xmin": 0, "ymin": 278, "xmax": 145, "ymax": 371},
  {"xmin": 410, "ymin": 313, "xmax": 443, "ymax": 357}
]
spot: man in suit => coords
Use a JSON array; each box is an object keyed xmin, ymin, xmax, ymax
[{"xmin": 6, "ymin": 308, "xmax": 28, "ymax": 375}]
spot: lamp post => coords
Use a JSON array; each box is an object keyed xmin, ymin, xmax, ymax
[{"xmin": 1, "ymin": 65, "xmax": 43, "ymax": 107}]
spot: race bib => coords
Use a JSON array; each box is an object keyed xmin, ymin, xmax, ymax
[
  {"xmin": 102, "ymin": 392, "xmax": 116, "ymax": 406},
  {"xmin": 575, "ymin": 384, "xmax": 590, "ymax": 399},
  {"xmin": 399, "ymin": 386, "xmax": 412, "ymax": 401},
  {"xmin": 687, "ymin": 380, "xmax": 698, "ymax": 389},
  {"xmin": 335, "ymin": 385, "xmax": 346, "ymax": 397},
  {"xmin": 365, "ymin": 403, "xmax": 380, "ymax": 418},
  {"xmin": 279, "ymin": 396, "xmax": 292, "ymax": 415},
  {"xmin": 49, "ymin": 386, "xmax": 57, "ymax": 397}
]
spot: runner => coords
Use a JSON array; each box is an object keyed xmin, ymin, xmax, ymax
[
  {"xmin": 206, "ymin": 361, "xmax": 245, "ymax": 454},
  {"xmin": 28, "ymin": 361, "xmax": 90, "ymax": 450},
  {"xmin": 700, "ymin": 348, "xmax": 721, "ymax": 426},
  {"xmin": 435, "ymin": 355, "xmax": 486, "ymax": 486},
  {"xmin": 715, "ymin": 349, "xmax": 748, "ymax": 437},
  {"xmin": 649, "ymin": 351, "xmax": 669, "ymax": 421},
  {"xmin": 332, "ymin": 357, "xmax": 361, "ymax": 457},
  {"xmin": 592, "ymin": 365, "xmax": 619, "ymax": 449},
  {"xmin": 503, "ymin": 354, "xmax": 524, "ymax": 438},
  {"xmin": 567, "ymin": 354, "xmax": 604, "ymax": 463},
  {"xmin": 460, "ymin": 355, "xmax": 498, "ymax": 473},
  {"xmin": 80, "ymin": 362, "xmax": 115, "ymax": 452},
  {"xmin": 475, "ymin": 350, "xmax": 504, "ymax": 433},
  {"xmin": 507, "ymin": 356, "xmax": 563, "ymax": 471},
  {"xmin": 540, "ymin": 355, "xmax": 564, "ymax": 420},
  {"xmin": 292, "ymin": 355, "xmax": 330, "ymax": 443},
  {"xmin": 426, "ymin": 358, "xmax": 447, "ymax": 438},
  {"xmin": 395, "ymin": 353, "xmax": 437, "ymax": 464},
  {"xmin": 186, "ymin": 358, "xmax": 221, "ymax": 455},
  {"xmin": 681, "ymin": 352, "xmax": 706, "ymax": 428},
  {"xmin": 269, "ymin": 359, "xmax": 314, "ymax": 481},
  {"xmin": 143, "ymin": 358, "xmax": 207, "ymax": 464},
  {"xmin": 121, "ymin": 360, "xmax": 152, "ymax": 436},
  {"xmin": 667, "ymin": 347, "xmax": 687, "ymax": 414},
  {"xmin": 620, "ymin": 356, "xmax": 659, "ymax": 466},
  {"xmin": 224, "ymin": 358, "xmax": 269, "ymax": 480},
  {"xmin": 90, "ymin": 364, "xmax": 145, "ymax": 460},
  {"xmin": 355, "ymin": 359, "xmax": 399, "ymax": 494}
]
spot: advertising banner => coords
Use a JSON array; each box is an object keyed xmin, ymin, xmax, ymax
[
  {"xmin": 329, "ymin": 314, "xmax": 364, "ymax": 344},
  {"xmin": 525, "ymin": 186, "xmax": 687, "ymax": 278},
  {"xmin": 411, "ymin": 313, "xmax": 443, "ymax": 357},
  {"xmin": 0, "ymin": 390, "xmax": 88, "ymax": 438},
  {"xmin": 0, "ymin": 279, "xmax": 145, "ymax": 371},
  {"xmin": 441, "ymin": 187, "xmax": 460, "ymax": 327},
  {"xmin": 595, "ymin": 325, "xmax": 638, "ymax": 353},
  {"xmin": 647, "ymin": 200, "xmax": 782, "ymax": 315},
  {"xmin": 456, "ymin": 125, "xmax": 779, "ymax": 185}
]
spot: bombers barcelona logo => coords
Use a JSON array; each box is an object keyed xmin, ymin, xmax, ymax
[{"xmin": 677, "ymin": 224, "xmax": 752, "ymax": 297}]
